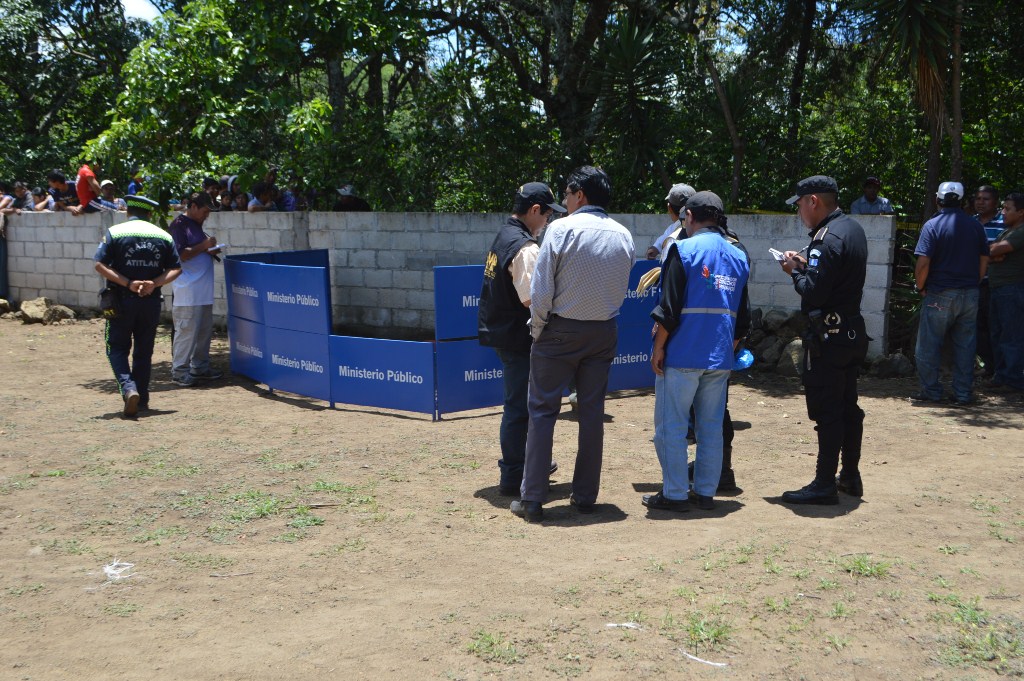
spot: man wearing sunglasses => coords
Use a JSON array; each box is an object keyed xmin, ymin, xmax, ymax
[{"xmin": 479, "ymin": 182, "xmax": 566, "ymax": 497}]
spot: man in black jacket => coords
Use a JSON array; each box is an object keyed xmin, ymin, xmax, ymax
[
  {"xmin": 780, "ymin": 176, "xmax": 869, "ymax": 504},
  {"xmin": 478, "ymin": 183, "xmax": 565, "ymax": 495}
]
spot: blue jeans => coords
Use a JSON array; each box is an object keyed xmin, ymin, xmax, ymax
[
  {"xmin": 915, "ymin": 287, "xmax": 978, "ymax": 401},
  {"xmin": 653, "ymin": 367, "xmax": 730, "ymax": 499},
  {"xmin": 495, "ymin": 348, "xmax": 531, "ymax": 489},
  {"xmin": 990, "ymin": 282, "xmax": 1024, "ymax": 390}
]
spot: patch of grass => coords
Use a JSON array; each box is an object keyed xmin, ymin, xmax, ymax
[
  {"xmin": 44, "ymin": 470, "xmax": 66, "ymax": 477},
  {"xmin": 673, "ymin": 586, "xmax": 698, "ymax": 603},
  {"xmin": 646, "ymin": 558, "xmax": 665, "ymax": 573},
  {"xmin": 103, "ymin": 602, "xmax": 140, "ymax": 617},
  {"xmin": 172, "ymin": 552, "xmax": 235, "ymax": 570},
  {"xmin": 766, "ymin": 596, "xmax": 792, "ymax": 613},
  {"xmin": 5, "ymin": 584, "xmax": 44, "ymax": 597},
  {"xmin": 317, "ymin": 538, "xmax": 367, "ymax": 555},
  {"xmin": 825, "ymin": 634, "xmax": 849, "ymax": 651},
  {"xmin": 686, "ymin": 612, "xmax": 732, "ymax": 650},
  {"xmin": 228, "ymin": 490, "xmax": 283, "ymax": 522},
  {"xmin": 938, "ymin": 544, "xmax": 968, "ymax": 555},
  {"xmin": 818, "ymin": 578, "xmax": 840, "ymax": 591},
  {"xmin": 988, "ymin": 522, "xmax": 1015, "ymax": 543},
  {"xmin": 969, "ymin": 498, "xmax": 999, "ymax": 514},
  {"xmin": 840, "ymin": 554, "xmax": 890, "ymax": 579},
  {"xmin": 274, "ymin": 531, "xmax": 306, "ymax": 543},
  {"xmin": 0, "ymin": 474, "xmax": 36, "ymax": 494},
  {"xmin": 959, "ymin": 566, "xmax": 981, "ymax": 577},
  {"xmin": 44, "ymin": 538, "xmax": 91, "ymax": 555},
  {"xmin": 131, "ymin": 526, "xmax": 187, "ymax": 545},
  {"xmin": 554, "ymin": 584, "xmax": 583, "ymax": 608},
  {"xmin": 288, "ymin": 507, "xmax": 325, "ymax": 528},
  {"xmin": 764, "ymin": 556, "xmax": 782, "ymax": 574},
  {"xmin": 878, "ymin": 589, "xmax": 904, "ymax": 601},
  {"xmin": 467, "ymin": 630, "xmax": 521, "ymax": 664},
  {"xmin": 828, "ymin": 601, "xmax": 851, "ymax": 619},
  {"xmin": 791, "ymin": 568, "xmax": 810, "ymax": 580}
]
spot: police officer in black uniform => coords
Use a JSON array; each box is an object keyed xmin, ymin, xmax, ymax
[
  {"xmin": 478, "ymin": 182, "xmax": 565, "ymax": 495},
  {"xmin": 94, "ymin": 195, "xmax": 181, "ymax": 417},
  {"xmin": 779, "ymin": 176, "xmax": 869, "ymax": 504}
]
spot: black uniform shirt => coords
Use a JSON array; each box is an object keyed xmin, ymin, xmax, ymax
[{"xmin": 791, "ymin": 210, "xmax": 867, "ymax": 315}]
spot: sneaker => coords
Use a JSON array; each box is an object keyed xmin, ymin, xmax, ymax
[
  {"xmin": 172, "ymin": 374, "xmax": 197, "ymax": 387},
  {"xmin": 781, "ymin": 479, "xmax": 839, "ymax": 505},
  {"xmin": 191, "ymin": 369, "xmax": 224, "ymax": 380},
  {"xmin": 123, "ymin": 389, "xmax": 140, "ymax": 417}
]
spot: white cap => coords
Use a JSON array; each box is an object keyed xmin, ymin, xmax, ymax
[
  {"xmin": 100, "ymin": 179, "xmax": 114, "ymax": 188},
  {"xmin": 936, "ymin": 181, "xmax": 964, "ymax": 199}
]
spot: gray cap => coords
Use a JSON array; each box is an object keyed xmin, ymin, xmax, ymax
[
  {"xmin": 665, "ymin": 183, "xmax": 696, "ymax": 207},
  {"xmin": 785, "ymin": 175, "xmax": 839, "ymax": 205}
]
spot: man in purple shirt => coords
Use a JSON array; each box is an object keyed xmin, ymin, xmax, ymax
[{"xmin": 168, "ymin": 192, "xmax": 223, "ymax": 387}]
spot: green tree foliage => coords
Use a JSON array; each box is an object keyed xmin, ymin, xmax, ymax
[
  {"xmin": 0, "ymin": 0, "xmax": 148, "ymax": 184},
  {"xmin": 3, "ymin": 0, "xmax": 1015, "ymax": 213}
]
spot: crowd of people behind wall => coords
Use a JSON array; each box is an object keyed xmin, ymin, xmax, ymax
[{"xmin": 0, "ymin": 163, "xmax": 373, "ymax": 217}]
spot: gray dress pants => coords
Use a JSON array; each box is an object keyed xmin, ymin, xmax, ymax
[{"xmin": 520, "ymin": 316, "xmax": 618, "ymax": 504}]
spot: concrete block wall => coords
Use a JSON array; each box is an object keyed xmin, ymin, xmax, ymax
[{"xmin": 4, "ymin": 211, "xmax": 896, "ymax": 355}]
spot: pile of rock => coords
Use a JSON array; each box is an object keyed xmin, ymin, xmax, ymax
[
  {"xmin": 745, "ymin": 307, "xmax": 914, "ymax": 378},
  {"xmin": 0, "ymin": 297, "xmax": 76, "ymax": 324}
]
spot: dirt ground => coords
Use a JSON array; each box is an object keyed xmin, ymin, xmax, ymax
[{"xmin": 1, "ymin": 317, "xmax": 1022, "ymax": 680}]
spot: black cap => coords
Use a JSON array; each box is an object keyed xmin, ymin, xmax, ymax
[
  {"xmin": 517, "ymin": 182, "xmax": 567, "ymax": 213},
  {"xmin": 124, "ymin": 194, "xmax": 160, "ymax": 211},
  {"xmin": 786, "ymin": 175, "xmax": 839, "ymax": 205},
  {"xmin": 686, "ymin": 191, "xmax": 724, "ymax": 213},
  {"xmin": 864, "ymin": 176, "xmax": 881, "ymax": 187}
]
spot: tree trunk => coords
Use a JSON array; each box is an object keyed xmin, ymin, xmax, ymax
[
  {"xmin": 785, "ymin": 0, "xmax": 816, "ymax": 172},
  {"xmin": 921, "ymin": 122, "xmax": 942, "ymax": 223},
  {"xmin": 949, "ymin": 0, "xmax": 964, "ymax": 181},
  {"xmin": 703, "ymin": 51, "xmax": 744, "ymax": 207},
  {"xmin": 326, "ymin": 57, "xmax": 346, "ymax": 135}
]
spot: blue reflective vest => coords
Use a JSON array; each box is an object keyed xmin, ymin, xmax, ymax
[{"xmin": 664, "ymin": 230, "xmax": 750, "ymax": 370}]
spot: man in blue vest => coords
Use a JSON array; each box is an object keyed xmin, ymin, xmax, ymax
[
  {"xmin": 94, "ymin": 195, "xmax": 181, "ymax": 417},
  {"xmin": 643, "ymin": 191, "xmax": 750, "ymax": 512},
  {"xmin": 478, "ymin": 182, "xmax": 565, "ymax": 496}
]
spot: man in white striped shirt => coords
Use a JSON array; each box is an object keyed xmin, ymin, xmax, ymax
[{"xmin": 511, "ymin": 166, "xmax": 635, "ymax": 522}]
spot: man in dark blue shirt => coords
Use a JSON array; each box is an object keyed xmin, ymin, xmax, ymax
[{"xmin": 912, "ymin": 182, "xmax": 990, "ymax": 406}]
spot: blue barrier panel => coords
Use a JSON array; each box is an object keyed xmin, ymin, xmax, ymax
[
  {"xmin": 227, "ymin": 316, "xmax": 267, "ymax": 383},
  {"xmin": 329, "ymin": 336, "xmax": 436, "ymax": 414},
  {"xmin": 434, "ymin": 265, "xmax": 485, "ymax": 340},
  {"xmin": 268, "ymin": 249, "xmax": 330, "ymax": 269},
  {"xmin": 264, "ymin": 327, "xmax": 332, "ymax": 402},
  {"xmin": 260, "ymin": 265, "xmax": 332, "ymax": 334},
  {"xmin": 224, "ymin": 258, "xmax": 265, "ymax": 324},
  {"xmin": 608, "ymin": 322, "xmax": 655, "ymax": 392},
  {"xmin": 435, "ymin": 339, "xmax": 504, "ymax": 415},
  {"xmin": 618, "ymin": 260, "xmax": 661, "ymax": 327}
]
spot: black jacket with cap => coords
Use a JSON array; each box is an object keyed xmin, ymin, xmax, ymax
[
  {"xmin": 791, "ymin": 210, "xmax": 867, "ymax": 317},
  {"xmin": 478, "ymin": 217, "xmax": 536, "ymax": 352}
]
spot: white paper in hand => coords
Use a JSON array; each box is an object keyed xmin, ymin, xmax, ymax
[{"xmin": 769, "ymin": 248, "xmax": 786, "ymax": 262}]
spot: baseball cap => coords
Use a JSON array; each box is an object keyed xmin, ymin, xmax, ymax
[
  {"xmin": 517, "ymin": 182, "xmax": 566, "ymax": 213},
  {"xmin": 785, "ymin": 175, "xmax": 839, "ymax": 205},
  {"xmin": 664, "ymin": 183, "xmax": 696, "ymax": 207},
  {"xmin": 100, "ymin": 179, "xmax": 114, "ymax": 188},
  {"xmin": 337, "ymin": 184, "xmax": 356, "ymax": 197},
  {"xmin": 864, "ymin": 176, "xmax": 881, "ymax": 187},
  {"xmin": 936, "ymin": 181, "xmax": 964, "ymax": 199},
  {"xmin": 685, "ymin": 191, "xmax": 724, "ymax": 213},
  {"xmin": 124, "ymin": 195, "xmax": 160, "ymax": 211}
]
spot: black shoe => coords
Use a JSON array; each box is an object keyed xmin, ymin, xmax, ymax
[
  {"xmin": 510, "ymin": 499, "xmax": 543, "ymax": 522},
  {"xmin": 688, "ymin": 461, "xmax": 738, "ymax": 493},
  {"xmin": 781, "ymin": 480, "xmax": 839, "ymax": 505},
  {"xmin": 499, "ymin": 461, "xmax": 559, "ymax": 496},
  {"xmin": 910, "ymin": 392, "xmax": 942, "ymax": 404},
  {"xmin": 836, "ymin": 474, "xmax": 863, "ymax": 497},
  {"xmin": 641, "ymin": 491, "xmax": 689, "ymax": 512},
  {"xmin": 689, "ymin": 490, "xmax": 715, "ymax": 510},
  {"xmin": 948, "ymin": 395, "xmax": 974, "ymax": 407},
  {"xmin": 569, "ymin": 495, "xmax": 595, "ymax": 514}
]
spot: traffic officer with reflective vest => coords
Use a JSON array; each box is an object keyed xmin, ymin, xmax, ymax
[
  {"xmin": 643, "ymin": 191, "xmax": 750, "ymax": 513},
  {"xmin": 779, "ymin": 175, "xmax": 869, "ymax": 504},
  {"xmin": 478, "ymin": 182, "xmax": 566, "ymax": 495},
  {"xmin": 94, "ymin": 195, "xmax": 181, "ymax": 417}
]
